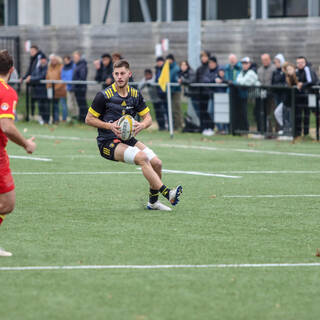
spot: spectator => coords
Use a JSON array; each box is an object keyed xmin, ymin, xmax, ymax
[
  {"xmin": 166, "ymin": 54, "xmax": 183, "ymax": 131},
  {"xmin": 29, "ymin": 54, "xmax": 49, "ymax": 124},
  {"xmin": 236, "ymin": 57, "xmax": 260, "ymax": 132},
  {"xmin": 215, "ymin": 67, "xmax": 229, "ymax": 134},
  {"xmin": 295, "ymin": 56, "xmax": 318, "ymax": 137},
  {"xmin": 154, "ymin": 57, "xmax": 168, "ymax": 130},
  {"xmin": 94, "ymin": 53, "xmax": 113, "ymax": 89},
  {"xmin": 257, "ymin": 53, "xmax": 277, "ymax": 133},
  {"xmin": 204, "ymin": 56, "xmax": 220, "ymax": 134},
  {"xmin": 272, "ymin": 54, "xmax": 286, "ymax": 133},
  {"xmin": 195, "ymin": 50, "xmax": 214, "ymax": 136},
  {"xmin": 72, "ymin": 51, "xmax": 88, "ymax": 122},
  {"xmin": 274, "ymin": 62, "xmax": 298, "ymax": 136},
  {"xmin": 178, "ymin": 60, "xmax": 196, "ymax": 98},
  {"xmin": 179, "ymin": 60, "xmax": 200, "ymax": 132},
  {"xmin": 21, "ymin": 45, "xmax": 46, "ymax": 120},
  {"xmin": 46, "ymin": 54, "xmax": 67, "ymax": 124},
  {"xmin": 138, "ymin": 69, "xmax": 164, "ymax": 131},
  {"xmin": 225, "ymin": 54, "xmax": 242, "ymax": 83},
  {"xmin": 61, "ymin": 55, "xmax": 77, "ymax": 120}
]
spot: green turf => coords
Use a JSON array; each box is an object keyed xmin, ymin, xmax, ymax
[{"xmin": 1, "ymin": 122, "xmax": 320, "ymax": 320}]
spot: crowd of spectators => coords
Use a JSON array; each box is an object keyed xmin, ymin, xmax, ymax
[{"xmin": 18, "ymin": 44, "xmax": 319, "ymax": 138}]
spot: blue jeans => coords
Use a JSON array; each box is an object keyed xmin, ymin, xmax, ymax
[{"xmin": 53, "ymin": 98, "xmax": 68, "ymax": 122}]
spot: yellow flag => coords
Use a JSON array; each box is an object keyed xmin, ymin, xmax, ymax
[{"xmin": 158, "ymin": 59, "xmax": 170, "ymax": 92}]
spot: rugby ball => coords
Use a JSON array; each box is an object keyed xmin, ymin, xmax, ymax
[{"xmin": 118, "ymin": 115, "xmax": 134, "ymax": 141}]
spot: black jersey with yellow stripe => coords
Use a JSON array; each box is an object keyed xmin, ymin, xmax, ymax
[{"xmin": 89, "ymin": 83, "xmax": 150, "ymax": 142}]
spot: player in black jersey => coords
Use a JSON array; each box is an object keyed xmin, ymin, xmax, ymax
[{"xmin": 85, "ymin": 59, "xmax": 182, "ymax": 211}]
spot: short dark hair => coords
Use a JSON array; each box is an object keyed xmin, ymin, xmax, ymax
[
  {"xmin": 101, "ymin": 53, "xmax": 111, "ymax": 59},
  {"xmin": 63, "ymin": 55, "xmax": 71, "ymax": 60},
  {"xmin": 30, "ymin": 45, "xmax": 39, "ymax": 50},
  {"xmin": 0, "ymin": 50, "xmax": 14, "ymax": 75},
  {"xmin": 144, "ymin": 68, "xmax": 152, "ymax": 74},
  {"xmin": 297, "ymin": 56, "xmax": 307, "ymax": 62},
  {"xmin": 113, "ymin": 59, "xmax": 130, "ymax": 69},
  {"xmin": 166, "ymin": 54, "xmax": 175, "ymax": 61}
]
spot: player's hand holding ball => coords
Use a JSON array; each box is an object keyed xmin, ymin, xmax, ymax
[
  {"xmin": 109, "ymin": 121, "xmax": 121, "ymax": 138},
  {"xmin": 134, "ymin": 120, "xmax": 145, "ymax": 136}
]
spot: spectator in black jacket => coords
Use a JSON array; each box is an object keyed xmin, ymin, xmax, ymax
[
  {"xmin": 72, "ymin": 51, "xmax": 88, "ymax": 122},
  {"xmin": 94, "ymin": 53, "xmax": 113, "ymax": 89},
  {"xmin": 29, "ymin": 54, "xmax": 49, "ymax": 124},
  {"xmin": 295, "ymin": 56, "xmax": 318, "ymax": 137},
  {"xmin": 195, "ymin": 51, "xmax": 214, "ymax": 136},
  {"xmin": 21, "ymin": 45, "xmax": 46, "ymax": 119}
]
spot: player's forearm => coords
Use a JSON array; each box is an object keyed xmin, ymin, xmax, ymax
[
  {"xmin": 140, "ymin": 113, "xmax": 152, "ymax": 129},
  {"xmin": 1, "ymin": 122, "xmax": 28, "ymax": 149},
  {"xmin": 85, "ymin": 114, "xmax": 110, "ymax": 130}
]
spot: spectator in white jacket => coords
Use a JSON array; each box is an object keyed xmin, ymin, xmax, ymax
[{"xmin": 234, "ymin": 57, "xmax": 260, "ymax": 133}]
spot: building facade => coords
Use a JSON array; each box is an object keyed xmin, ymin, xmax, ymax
[{"xmin": 2, "ymin": 0, "xmax": 320, "ymax": 26}]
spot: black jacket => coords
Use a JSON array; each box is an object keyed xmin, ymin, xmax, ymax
[
  {"xmin": 23, "ymin": 50, "xmax": 45, "ymax": 79},
  {"xmin": 29, "ymin": 64, "xmax": 48, "ymax": 99},
  {"xmin": 72, "ymin": 59, "xmax": 88, "ymax": 90},
  {"xmin": 272, "ymin": 68, "xmax": 286, "ymax": 86},
  {"xmin": 95, "ymin": 61, "xmax": 113, "ymax": 88},
  {"xmin": 296, "ymin": 63, "xmax": 318, "ymax": 91}
]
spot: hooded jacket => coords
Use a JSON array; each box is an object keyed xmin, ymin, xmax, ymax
[{"xmin": 72, "ymin": 59, "xmax": 88, "ymax": 90}]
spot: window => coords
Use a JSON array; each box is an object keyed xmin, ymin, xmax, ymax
[
  {"xmin": 269, "ymin": 0, "xmax": 308, "ymax": 17},
  {"xmin": 7, "ymin": 0, "xmax": 18, "ymax": 25},
  {"xmin": 128, "ymin": 0, "xmax": 156, "ymax": 22},
  {"xmin": 217, "ymin": 0, "xmax": 250, "ymax": 20},
  {"xmin": 44, "ymin": 0, "xmax": 50, "ymax": 25},
  {"xmin": 0, "ymin": 0, "xmax": 4, "ymax": 25},
  {"xmin": 79, "ymin": 0, "xmax": 91, "ymax": 24}
]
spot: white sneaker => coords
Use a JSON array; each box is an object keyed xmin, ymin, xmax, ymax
[
  {"xmin": 147, "ymin": 201, "xmax": 172, "ymax": 211},
  {"xmin": 0, "ymin": 247, "xmax": 12, "ymax": 257},
  {"xmin": 169, "ymin": 185, "xmax": 183, "ymax": 206},
  {"xmin": 202, "ymin": 129, "xmax": 215, "ymax": 136}
]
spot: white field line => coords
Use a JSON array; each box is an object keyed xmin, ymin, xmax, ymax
[
  {"xmin": 161, "ymin": 169, "xmax": 241, "ymax": 179},
  {"xmin": 12, "ymin": 169, "xmax": 241, "ymax": 178},
  {"xmin": 223, "ymin": 194, "xmax": 320, "ymax": 198},
  {"xmin": 31, "ymin": 134, "xmax": 95, "ymax": 142},
  {"xmin": 9, "ymin": 155, "xmax": 52, "ymax": 162},
  {"xmin": 12, "ymin": 171, "xmax": 140, "ymax": 175},
  {"xmin": 159, "ymin": 143, "xmax": 320, "ymax": 158},
  {"xmin": 221, "ymin": 171, "xmax": 320, "ymax": 174},
  {"xmin": 1, "ymin": 263, "xmax": 320, "ymax": 271}
]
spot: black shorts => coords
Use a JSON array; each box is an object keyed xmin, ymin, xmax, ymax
[{"xmin": 98, "ymin": 137, "xmax": 138, "ymax": 161}]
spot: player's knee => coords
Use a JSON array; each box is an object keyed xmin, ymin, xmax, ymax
[
  {"xmin": 152, "ymin": 158, "xmax": 162, "ymax": 172},
  {"xmin": 0, "ymin": 202, "xmax": 15, "ymax": 215},
  {"xmin": 135, "ymin": 151, "xmax": 149, "ymax": 166}
]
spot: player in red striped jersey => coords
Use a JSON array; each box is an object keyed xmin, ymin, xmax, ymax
[{"xmin": 0, "ymin": 50, "xmax": 36, "ymax": 257}]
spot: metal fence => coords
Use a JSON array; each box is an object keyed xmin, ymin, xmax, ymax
[{"xmin": 9, "ymin": 80, "xmax": 320, "ymax": 141}]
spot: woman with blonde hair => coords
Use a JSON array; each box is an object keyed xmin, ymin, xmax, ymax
[{"xmin": 46, "ymin": 54, "xmax": 67, "ymax": 123}]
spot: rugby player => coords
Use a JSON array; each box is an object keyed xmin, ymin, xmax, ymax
[
  {"xmin": 0, "ymin": 50, "xmax": 36, "ymax": 256},
  {"xmin": 85, "ymin": 60, "xmax": 182, "ymax": 211}
]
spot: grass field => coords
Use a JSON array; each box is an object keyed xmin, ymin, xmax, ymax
[{"xmin": 1, "ymin": 122, "xmax": 320, "ymax": 320}]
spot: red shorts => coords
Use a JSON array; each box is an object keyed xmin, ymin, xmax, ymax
[{"xmin": 0, "ymin": 150, "xmax": 15, "ymax": 194}]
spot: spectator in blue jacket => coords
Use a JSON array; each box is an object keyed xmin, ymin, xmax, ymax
[
  {"xmin": 166, "ymin": 54, "xmax": 183, "ymax": 130},
  {"xmin": 225, "ymin": 54, "xmax": 242, "ymax": 84},
  {"xmin": 72, "ymin": 51, "xmax": 88, "ymax": 122},
  {"xmin": 29, "ymin": 54, "xmax": 49, "ymax": 124},
  {"xmin": 61, "ymin": 55, "xmax": 77, "ymax": 120}
]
